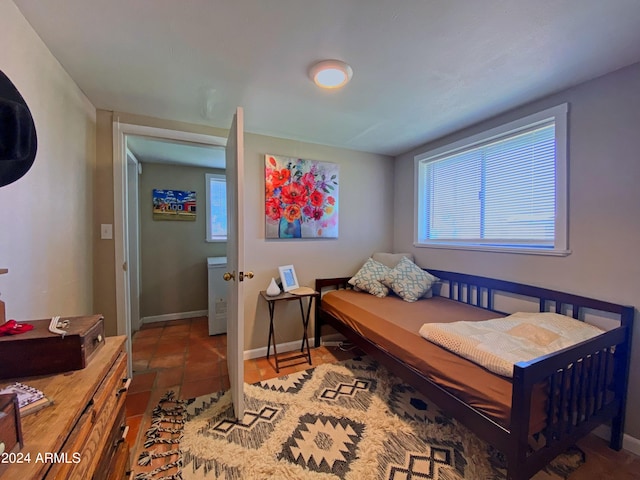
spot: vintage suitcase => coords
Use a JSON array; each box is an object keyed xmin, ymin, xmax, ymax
[{"xmin": 0, "ymin": 315, "xmax": 105, "ymax": 379}]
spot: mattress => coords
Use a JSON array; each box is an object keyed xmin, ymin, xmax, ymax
[{"xmin": 321, "ymin": 289, "xmax": 547, "ymax": 431}]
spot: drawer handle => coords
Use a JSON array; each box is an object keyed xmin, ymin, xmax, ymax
[
  {"xmin": 117, "ymin": 378, "xmax": 132, "ymax": 396},
  {"xmin": 93, "ymin": 334, "xmax": 103, "ymax": 345},
  {"xmin": 114, "ymin": 425, "xmax": 130, "ymax": 447}
]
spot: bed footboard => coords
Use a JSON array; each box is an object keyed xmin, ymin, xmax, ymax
[{"xmin": 509, "ymin": 326, "xmax": 630, "ymax": 479}]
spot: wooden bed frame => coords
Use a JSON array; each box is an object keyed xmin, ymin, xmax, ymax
[{"xmin": 314, "ymin": 270, "xmax": 634, "ymax": 480}]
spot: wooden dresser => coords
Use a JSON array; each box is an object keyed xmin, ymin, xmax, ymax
[{"xmin": 0, "ymin": 336, "xmax": 130, "ymax": 479}]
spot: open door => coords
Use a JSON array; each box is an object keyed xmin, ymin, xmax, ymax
[
  {"xmin": 224, "ymin": 107, "xmax": 248, "ymax": 420},
  {"xmin": 112, "ymin": 118, "xmax": 133, "ymax": 378}
]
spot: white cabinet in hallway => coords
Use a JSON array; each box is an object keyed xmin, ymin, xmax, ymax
[{"xmin": 207, "ymin": 256, "xmax": 228, "ymax": 335}]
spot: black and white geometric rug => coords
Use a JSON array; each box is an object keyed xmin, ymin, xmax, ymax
[{"xmin": 137, "ymin": 357, "xmax": 584, "ymax": 480}]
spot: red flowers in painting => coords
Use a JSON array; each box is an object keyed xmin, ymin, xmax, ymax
[
  {"xmin": 280, "ymin": 182, "xmax": 308, "ymax": 207},
  {"xmin": 283, "ymin": 204, "xmax": 302, "ymax": 223},
  {"xmin": 265, "ymin": 197, "xmax": 281, "ymax": 220},
  {"xmin": 309, "ymin": 190, "xmax": 324, "ymax": 207},
  {"xmin": 265, "ymin": 155, "xmax": 338, "ymax": 236},
  {"xmin": 270, "ymin": 169, "xmax": 290, "ymax": 188}
]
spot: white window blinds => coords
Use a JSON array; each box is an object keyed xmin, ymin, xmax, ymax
[{"xmin": 415, "ymin": 104, "xmax": 568, "ymax": 254}]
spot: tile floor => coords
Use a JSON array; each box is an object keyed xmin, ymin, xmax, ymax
[
  {"xmin": 125, "ymin": 316, "xmax": 356, "ymax": 477},
  {"xmin": 125, "ymin": 316, "xmax": 640, "ymax": 479}
]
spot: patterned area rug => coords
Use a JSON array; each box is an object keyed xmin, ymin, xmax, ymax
[{"xmin": 136, "ymin": 357, "xmax": 584, "ymax": 480}]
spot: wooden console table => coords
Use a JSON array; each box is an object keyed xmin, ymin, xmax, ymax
[{"xmin": 0, "ymin": 336, "xmax": 130, "ymax": 479}]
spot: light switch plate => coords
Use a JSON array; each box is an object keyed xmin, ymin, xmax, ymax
[{"xmin": 101, "ymin": 224, "xmax": 113, "ymax": 240}]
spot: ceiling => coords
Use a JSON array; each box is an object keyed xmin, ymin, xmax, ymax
[
  {"xmin": 126, "ymin": 135, "xmax": 225, "ymax": 169},
  {"xmin": 13, "ymin": 0, "xmax": 640, "ymax": 157}
]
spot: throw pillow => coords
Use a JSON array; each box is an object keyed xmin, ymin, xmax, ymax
[
  {"xmin": 384, "ymin": 256, "xmax": 439, "ymax": 302},
  {"xmin": 348, "ymin": 258, "xmax": 391, "ymax": 298},
  {"xmin": 372, "ymin": 252, "xmax": 414, "ymax": 269}
]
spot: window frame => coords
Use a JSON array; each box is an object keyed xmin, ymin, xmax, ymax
[
  {"xmin": 414, "ymin": 103, "xmax": 569, "ymax": 256},
  {"xmin": 205, "ymin": 172, "xmax": 227, "ymax": 243}
]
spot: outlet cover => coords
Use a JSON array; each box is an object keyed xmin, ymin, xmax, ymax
[{"xmin": 101, "ymin": 224, "xmax": 113, "ymax": 240}]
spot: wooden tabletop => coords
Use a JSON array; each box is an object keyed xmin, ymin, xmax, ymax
[{"xmin": 260, "ymin": 290, "xmax": 318, "ymax": 302}]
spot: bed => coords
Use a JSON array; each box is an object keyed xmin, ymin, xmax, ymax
[{"xmin": 314, "ymin": 269, "xmax": 634, "ymax": 480}]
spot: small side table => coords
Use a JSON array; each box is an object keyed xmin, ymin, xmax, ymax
[{"xmin": 260, "ymin": 289, "xmax": 319, "ymax": 373}]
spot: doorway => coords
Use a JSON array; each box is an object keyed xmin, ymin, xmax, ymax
[{"xmin": 112, "ymin": 122, "xmax": 227, "ymax": 375}]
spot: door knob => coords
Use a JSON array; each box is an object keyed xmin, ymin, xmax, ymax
[
  {"xmin": 223, "ymin": 272, "xmax": 235, "ymax": 281},
  {"xmin": 238, "ymin": 271, "xmax": 254, "ymax": 281}
]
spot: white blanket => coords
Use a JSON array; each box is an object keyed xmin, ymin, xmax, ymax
[{"xmin": 419, "ymin": 312, "xmax": 604, "ymax": 378}]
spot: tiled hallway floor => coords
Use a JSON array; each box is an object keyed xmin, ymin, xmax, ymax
[
  {"xmin": 125, "ymin": 316, "xmax": 357, "ymax": 476},
  {"xmin": 124, "ymin": 317, "xmax": 640, "ymax": 479}
]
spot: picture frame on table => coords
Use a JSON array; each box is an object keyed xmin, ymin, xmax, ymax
[{"xmin": 278, "ymin": 265, "xmax": 299, "ymax": 292}]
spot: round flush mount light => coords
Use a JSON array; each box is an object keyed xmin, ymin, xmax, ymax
[{"xmin": 309, "ymin": 60, "xmax": 353, "ymax": 89}]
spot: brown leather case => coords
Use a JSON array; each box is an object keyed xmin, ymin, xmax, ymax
[{"xmin": 0, "ymin": 315, "xmax": 105, "ymax": 379}]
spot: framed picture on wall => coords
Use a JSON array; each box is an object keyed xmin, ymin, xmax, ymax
[
  {"xmin": 152, "ymin": 189, "xmax": 196, "ymax": 221},
  {"xmin": 278, "ymin": 264, "xmax": 299, "ymax": 292},
  {"xmin": 265, "ymin": 154, "xmax": 339, "ymax": 239}
]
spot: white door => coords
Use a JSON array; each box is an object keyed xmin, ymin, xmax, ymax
[
  {"xmin": 225, "ymin": 107, "xmax": 247, "ymax": 420},
  {"xmin": 112, "ymin": 119, "xmax": 133, "ymax": 377},
  {"xmin": 126, "ymin": 155, "xmax": 141, "ymax": 332}
]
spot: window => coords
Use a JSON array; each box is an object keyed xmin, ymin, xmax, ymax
[
  {"xmin": 415, "ymin": 104, "xmax": 568, "ymax": 255},
  {"xmin": 206, "ymin": 173, "xmax": 227, "ymax": 242}
]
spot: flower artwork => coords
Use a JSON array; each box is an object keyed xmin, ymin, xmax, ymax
[{"xmin": 265, "ymin": 154, "xmax": 339, "ymax": 239}]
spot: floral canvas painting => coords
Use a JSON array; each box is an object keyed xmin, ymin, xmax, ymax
[{"xmin": 265, "ymin": 154, "xmax": 339, "ymax": 239}]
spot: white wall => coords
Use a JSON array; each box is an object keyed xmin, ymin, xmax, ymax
[
  {"xmin": 0, "ymin": 0, "xmax": 96, "ymax": 320},
  {"xmin": 243, "ymin": 133, "xmax": 394, "ymax": 351},
  {"xmin": 393, "ymin": 62, "xmax": 640, "ymax": 438}
]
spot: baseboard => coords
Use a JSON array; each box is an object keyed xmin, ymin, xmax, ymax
[
  {"xmin": 244, "ymin": 338, "xmax": 316, "ymax": 360},
  {"xmin": 141, "ymin": 310, "xmax": 207, "ymax": 324},
  {"xmin": 592, "ymin": 425, "xmax": 640, "ymax": 456},
  {"xmin": 244, "ymin": 334, "xmax": 359, "ymax": 359}
]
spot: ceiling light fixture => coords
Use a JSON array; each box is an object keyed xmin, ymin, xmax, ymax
[{"xmin": 309, "ymin": 60, "xmax": 353, "ymax": 89}]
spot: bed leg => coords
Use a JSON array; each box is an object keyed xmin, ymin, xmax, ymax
[
  {"xmin": 610, "ymin": 413, "xmax": 625, "ymax": 451},
  {"xmin": 314, "ymin": 315, "xmax": 321, "ymax": 348}
]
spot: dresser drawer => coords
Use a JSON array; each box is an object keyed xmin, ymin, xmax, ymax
[
  {"xmin": 95, "ymin": 404, "xmax": 129, "ymax": 480},
  {"xmin": 0, "ymin": 393, "xmax": 21, "ymax": 453},
  {"xmin": 46, "ymin": 351, "xmax": 129, "ymax": 479},
  {"xmin": 0, "ymin": 393, "xmax": 22, "ymax": 477}
]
